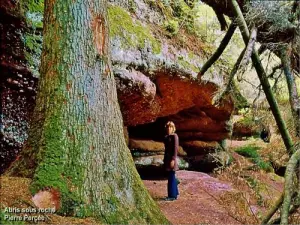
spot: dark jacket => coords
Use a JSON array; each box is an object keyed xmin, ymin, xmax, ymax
[{"xmin": 163, "ymin": 133, "xmax": 179, "ymax": 171}]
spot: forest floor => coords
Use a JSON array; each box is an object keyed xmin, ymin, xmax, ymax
[
  {"xmin": 143, "ymin": 138, "xmax": 286, "ymax": 224},
  {"xmin": 144, "ymin": 170, "xmax": 242, "ymax": 224},
  {"xmin": 0, "ymin": 138, "xmax": 288, "ymax": 224}
]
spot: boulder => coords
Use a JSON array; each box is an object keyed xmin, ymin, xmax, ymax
[
  {"xmin": 129, "ymin": 139, "xmax": 165, "ymax": 152},
  {"xmin": 129, "ymin": 139, "xmax": 187, "ymax": 156},
  {"xmin": 133, "ymin": 155, "xmax": 188, "ymax": 170},
  {"xmin": 0, "ymin": 0, "xmax": 39, "ymax": 173},
  {"xmin": 117, "ymin": 72, "xmax": 234, "ymax": 128},
  {"xmin": 232, "ymin": 118, "xmax": 261, "ymax": 139},
  {"xmin": 128, "ymin": 104, "xmax": 233, "ymax": 143},
  {"xmin": 176, "ymin": 131, "xmax": 230, "ymax": 141},
  {"xmin": 180, "ymin": 140, "xmax": 220, "ymax": 156},
  {"xmin": 186, "ymin": 150, "xmax": 232, "ymax": 172}
]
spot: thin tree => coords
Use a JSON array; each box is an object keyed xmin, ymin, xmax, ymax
[
  {"xmin": 229, "ymin": 0, "xmax": 294, "ymax": 154},
  {"xmin": 198, "ymin": 22, "xmax": 236, "ymax": 78},
  {"xmin": 6, "ymin": 0, "xmax": 169, "ymax": 223},
  {"xmin": 229, "ymin": 0, "xmax": 298, "ymax": 224},
  {"xmin": 280, "ymin": 45, "xmax": 300, "ymax": 136}
]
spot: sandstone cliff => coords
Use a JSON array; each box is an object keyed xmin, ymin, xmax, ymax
[{"xmin": 0, "ymin": 0, "xmax": 243, "ymax": 173}]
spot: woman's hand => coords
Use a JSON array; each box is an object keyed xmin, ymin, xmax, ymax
[{"xmin": 170, "ymin": 160, "xmax": 175, "ymax": 169}]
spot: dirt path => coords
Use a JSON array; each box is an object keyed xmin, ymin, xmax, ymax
[
  {"xmin": 142, "ymin": 138, "xmax": 285, "ymax": 225},
  {"xmin": 143, "ymin": 170, "xmax": 242, "ymax": 224}
]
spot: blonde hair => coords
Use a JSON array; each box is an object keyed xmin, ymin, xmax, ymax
[{"xmin": 165, "ymin": 121, "xmax": 176, "ymax": 133}]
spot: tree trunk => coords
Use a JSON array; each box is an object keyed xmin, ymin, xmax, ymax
[
  {"xmin": 6, "ymin": 0, "xmax": 169, "ymax": 223},
  {"xmin": 280, "ymin": 46, "xmax": 300, "ymax": 136},
  {"xmin": 198, "ymin": 22, "xmax": 236, "ymax": 78},
  {"xmin": 213, "ymin": 8, "xmax": 228, "ymax": 31},
  {"xmin": 230, "ymin": 1, "xmax": 297, "ymax": 223},
  {"xmin": 269, "ymin": 192, "xmax": 300, "ymax": 224},
  {"xmin": 230, "ymin": 0, "xmax": 295, "ymax": 155},
  {"xmin": 281, "ymin": 146, "xmax": 300, "ymax": 224},
  {"xmin": 201, "ymin": 0, "xmax": 300, "ymax": 73},
  {"xmin": 260, "ymin": 194, "xmax": 283, "ymax": 224},
  {"xmin": 214, "ymin": 48, "xmax": 245, "ymax": 105},
  {"xmin": 237, "ymin": 27, "xmax": 257, "ymax": 81}
]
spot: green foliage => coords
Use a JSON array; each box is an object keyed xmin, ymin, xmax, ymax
[
  {"xmin": 238, "ymin": 116, "xmax": 256, "ymax": 128},
  {"xmin": 246, "ymin": 177, "xmax": 264, "ymax": 206},
  {"xmin": 0, "ymin": 210, "xmax": 25, "ymax": 224},
  {"xmin": 236, "ymin": 146, "xmax": 260, "ymax": 158},
  {"xmin": 18, "ymin": 0, "xmax": 44, "ymax": 78},
  {"xmin": 170, "ymin": 0, "xmax": 196, "ymax": 34},
  {"xmin": 247, "ymin": 1, "xmax": 296, "ymax": 34},
  {"xmin": 108, "ymin": 5, "xmax": 161, "ymax": 54},
  {"xmin": 146, "ymin": 0, "xmax": 196, "ymax": 35},
  {"xmin": 128, "ymin": 0, "xmax": 137, "ymax": 13},
  {"xmin": 235, "ymin": 146, "xmax": 273, "ymax": 172},
  {"xmin": 231, "ymin": 82, "xmax": 249, "ymax": 110},
  {"xmin": 177, "ymin": 55, "xmax": 199, "ymax": 72},
  {"xmin": 193, "ymin": 4, "xmax": 220, "ymax": 41},
  {"xmin": 21, "ymin": 0, "xmax": 44, "ymax": 14},
  {"xmin": 23, "ymin": 33, "xmax": 42, "ymax": 77},
  {"xmin": 172, "ymin": 1, "xmax": 186, "ymax": 17},
  {"xmin": 253, "ymin": 158, "xmax": 273, "ymax": 172},
  {"xmin": 164, "ymin": 19, "xmax": 179, "ymax": 35},
  {"xmin": 20, "ymin": 0, "xmax": 44, "ymax": 28}
]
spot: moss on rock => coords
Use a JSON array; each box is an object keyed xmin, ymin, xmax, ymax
[
  {"xmin": 20, "ymin": 0, "xmax": 44, "ymax": 29},
  {"xmin": 18, "ymin": 0, "xmax": 44, "ymax": 77},
  {"xmin": 23, "ymin": 33, "xmax": 42, "ymax": 77},
  {"xmin": 231, "ymin": 81, "xmax": 249, "ymax": 110},
  {"xmin": 164, "ymin": 19, "xmax": 179, "ymax": 35},
  {"xmin": 108, "ymin": 5, "xmax": 161, "ymax": 54},
  {"xmin": 178, "ymin": 54, "xmax": 199, "ymax": 73}
]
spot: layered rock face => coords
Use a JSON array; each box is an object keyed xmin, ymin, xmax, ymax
[
  {"xmin": 119, "ymin": 70, "xmax": 234, "ymax": 171},
  {"xmin": 0, "ymin": 0, "xmax": 38, "ymax": 173},
  {"xmin": 0, "ymin": 0, "xmax": 235, "ymax": 174},
  {"xmin": 109, "ymin": 1, "xmax": 234, "ymax": 172}
]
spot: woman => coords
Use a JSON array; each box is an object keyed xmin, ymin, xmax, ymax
[{"xmin": 163, "ymin": 121, "xmax": 179, "ymax": 201}]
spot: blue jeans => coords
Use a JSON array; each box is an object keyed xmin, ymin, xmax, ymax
[{"xmin": 167, "ymin": 171, "xmax": 179, "ymax": 198}]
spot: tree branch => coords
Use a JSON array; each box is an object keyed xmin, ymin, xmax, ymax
[
  {"xmin": 269, "ymin": 191, "xmax": 299, "ymax": 224},
  {"xmin": 230, "ymin": 0, "xmax": 295, "ymax": 154},
  {"xmin": 280, "ymin": 46, "xmax": 300, "ymax": 136},
  {"xmin": 213, "ymin": 48, "xmax": 246, "ymax": 105},
  {"xmin": 258, "ymin": 45, "xmax": 267, "ymax": 55},
  {"xmin": 237, "ymin": 27, "xmax": 257, "ymax": 81},
  {"xmin": 229, "ymin": 1, "xmax": 297, "ymax": 222},
  {"xmin": 260, "ymin": 193, "xmax": 283, "ymax": 224},
  {"xmin": 198, "ymin": 22, "xmax": 236, "ymax": 78},
  {"xmin": 272, "ymin": 70, "xmax": 283, "ymax": 94},
  {"xmin": 268, "ymin": 64, "xmax": 282, "ymax": 79},
  {"xmin": 213, "ymin": 8, "xmax": 228, "ymax": 31}
]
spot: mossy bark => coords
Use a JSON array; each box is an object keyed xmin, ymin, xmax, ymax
[
  {"xmin": 280, "ymin": 46, "xmax": 300, "ymax": 137},
  {"xmin": 260, "ymin": 193, "xmax": 283, "ymax": 224},
  {"xmin": 198, "ymin": 22, "xmax": 236, "ymax": 77},
  {"xmin": 281, "ymin": 146, "xmax": 300, "ymax": 225},
  {"xmin": 229, "ymin": 1, "xmax": 297, "ymax": 223},
  {"xmin": 229, "ymin": 0, "xmax": 294, "ymax": 155},
  {"xmin": 214, "ymin": 47, "xmax": 246, "ymax": 105},
  {"xmin": 7, "ymin": 0, "xmax": 169, "ymax": 223}
]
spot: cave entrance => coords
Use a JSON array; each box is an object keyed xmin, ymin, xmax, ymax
[{"xmin": 126, "ymin": 114, "xmax": 227, "ymax": 179}]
